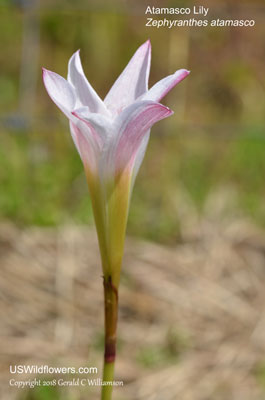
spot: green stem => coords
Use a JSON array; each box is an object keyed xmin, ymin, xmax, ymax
[
  {"xmin": 101, "ymin": 276, "xmax": 118, "ymax": 400},
  {"xmin": 101, "ymin": 361, "xmax": 115, "ymax": 400}
]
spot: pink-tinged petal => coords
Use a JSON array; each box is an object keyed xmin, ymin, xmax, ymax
[
  {"xmin": 68, "ymin": 51, "xmax": 109, "ymax": 116},
  {"xmin": 72, "ymin": 106, "xmax": 112, "ymax": 148},
  {"xmin": 115, "ymin": 102, "xmax": 172, "ymax": 172},
  {"xmin": 101, "ymin": 100, "xmax": 173, "ymax": 179},
  {"xmin": 70, "ymin": 121, "xmax": 98, "ymax": 173},
  {"xmin": 69, "ymin": 121, "xmax": 81, "ymax": 158},
  {"xmin": 130, "ymin": 129, "xmax": 150, "ymax": 189},
  {"xmin": 141, "ymin": 69, "xmax": 190, "ymax": 102},
  {"xmin": 104, "ymin": 40, "xmax": 151, "ymax": 114},
  {"xmin": 42, "ymin": 68, "xmax": 75, "ymax": 118}
]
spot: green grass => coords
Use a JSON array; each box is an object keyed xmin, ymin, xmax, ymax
[
  {"xmin": 22, "ymin": 383, "xmax": 61, "ymax": 400},
  {"xmin": 0, "ymin": 0, "xmax": 264, "ymax": 244},
  {"xmin": 0, "ymin": 129, "xmax": 93, "ymax": 226},
  {"xmin": 1, "ymin": 127, "xmax": 265, "ymax": 243},
  {"xmin": 136, "ymin": 329, "xmax": 190, "ymax": 368},
  {"xmin": 254, "ymin": 361, "xmax": 265, "ymax": 392}
]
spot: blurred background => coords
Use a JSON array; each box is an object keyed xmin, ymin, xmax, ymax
[{"xmin": 0, "ymin": 0, "xmax": 265, "ymax": 399}]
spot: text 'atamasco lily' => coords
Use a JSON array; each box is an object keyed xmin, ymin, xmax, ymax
[{"xmin": 43, "ymin": 39, "xmax": 189, "ymax": 400}]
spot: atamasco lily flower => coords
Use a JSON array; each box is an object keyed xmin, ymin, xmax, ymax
[{"xmin": 43, "ymin": 39, "xmax": 189, "ymax": 400}]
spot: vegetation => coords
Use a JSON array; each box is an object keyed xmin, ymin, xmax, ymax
[{"xmin": 0, "ymin": 2, "xmax": 264, "ymax": 243}]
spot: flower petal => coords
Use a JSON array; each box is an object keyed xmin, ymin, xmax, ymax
[
  {"xmin": 72, "ymin": 106, "xmax": 113, "ymax": 148},
  {"xmin": 100, "ymin": 100, "xmax": 173, "ymax": 180},
  {"xmin": 43, "ymin": 68, "xmax": 76, "ymax": 118},
  {"xmin": 70, "ymin": 121, "xmax": 98, "ymax": 173},
  {"xmin": 104, "ymin": 40, "xmax": 151, "ymax": 114},
  {"xmin": 68, "ymin": 51, "xmax": 109, "ymax": 116},
  {"xmin": 43, "ymin": 68, "xmax": 100, "ymax": 173},
  {"xmin": 69, "ymin": 121, "xmax": 81, "ymax": 157},
  {"xmin": 130, "ymin": 129, "xmax": 150, "ymax": 189},
  {"xmin": 141, "ymin": 69, "xmax": 190, "ymax": 102}
]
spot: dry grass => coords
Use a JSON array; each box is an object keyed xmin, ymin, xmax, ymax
[{"xmin": 1, "ymin": 190, "xmax": 265, "ymax": 400}]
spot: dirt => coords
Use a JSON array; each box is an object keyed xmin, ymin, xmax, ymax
[{"xmin": 0, "ymin": 212, "xmax": 265, "ymax": 399}]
